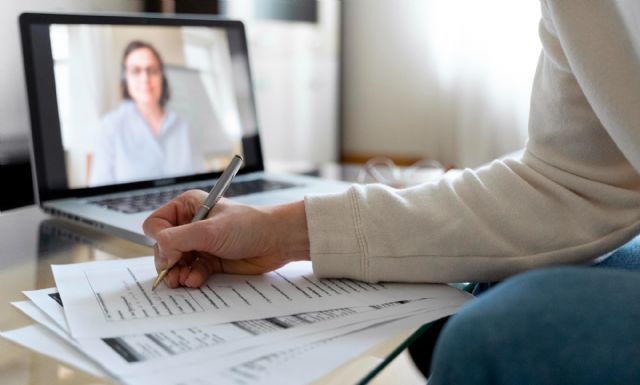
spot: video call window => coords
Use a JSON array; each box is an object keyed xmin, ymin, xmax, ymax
[{"xmin": 50, "ymin": 24, "xmax": 246, "ymax": 188}]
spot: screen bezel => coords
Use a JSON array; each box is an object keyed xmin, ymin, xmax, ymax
[{"xmin": 19, "ymin": 12, "xmax": 264, "ymax": 202}]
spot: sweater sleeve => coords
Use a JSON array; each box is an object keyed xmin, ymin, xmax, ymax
[{"xmin": 305, "ymin": 0, "xmax": 640, "ymax": 283}]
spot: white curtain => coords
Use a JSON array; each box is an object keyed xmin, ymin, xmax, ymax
[
  {"xmin": 342, "ymin": 0, "xmax": 541, "ymax": 168},
  {"xmin": 53, "ymin": 25, "xmax": 114, "ymax": 187},
  {"xmin": 423, "ymin": 0, "xmax": 541, "ymax": 167}
]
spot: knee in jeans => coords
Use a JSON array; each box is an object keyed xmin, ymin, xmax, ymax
[
  {"xmin": 435, "ymin": 267, "xmax": 586, "ymax": 356},
  {"xmin": 433, "ymin": 298, "xmax": 494, "ymax": 358},
  {"xmin": 500, "ymin": 266, "xmax": 583, "ymax": 291}
]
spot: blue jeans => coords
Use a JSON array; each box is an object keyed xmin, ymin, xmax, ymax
[{"xmin": 427, "ymin": 238, "xmax": 640, "ymax": 385}]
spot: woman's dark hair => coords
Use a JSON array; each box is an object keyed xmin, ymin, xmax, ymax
[{"xmin": 120, "ymin": 40, "xmax": 170, "ymax": 107}]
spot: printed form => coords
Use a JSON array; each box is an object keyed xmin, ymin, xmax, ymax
[
  {"xmin": 52, "ymin": 257, "xmax": 454, "ymax": 339},
  {"xmin": 0, "ymin": 324, "xmax": 108, "ymax": 379},
  {"xmin": 122, "ymin": 301, "xmax": 465, "ymax": 385},
  {"xmin": 23, "ymin": 287, "xmax": 67, "ymax": 330},
  {"xmin": 12, "ymin": 290, "xmax": 468, "ymax": 384},
  {"xmin": 20, "ymin": 285, "xmax": 468, "ymax": 378}
]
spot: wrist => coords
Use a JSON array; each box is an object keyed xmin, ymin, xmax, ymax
[{"xmin": 269, "ymin": 200, "xmax": 310, "ymax": 262}]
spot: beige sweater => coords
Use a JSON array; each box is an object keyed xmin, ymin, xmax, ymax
[{"xmin": 305, "ymin": 0, "xmax": 640, "ymax": 283}]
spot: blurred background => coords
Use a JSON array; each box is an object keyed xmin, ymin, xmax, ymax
[{"xmin": 0, "ymin": 0, "xmax": 540, "ymax": 210}]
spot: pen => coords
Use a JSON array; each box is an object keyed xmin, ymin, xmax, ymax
[{"xmin": 151, "ymin": 154, "xmax": 244, "ymax": 291}]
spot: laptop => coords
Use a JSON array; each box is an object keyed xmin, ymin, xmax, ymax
[{"xmin": 19, "ymin": 12, "xmax": 349, "ymax": 246}]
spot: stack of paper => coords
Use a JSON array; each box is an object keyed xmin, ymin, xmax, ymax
[{"xmin": 1, "ymin": 256, "xmax": 471, "ymax": 385}]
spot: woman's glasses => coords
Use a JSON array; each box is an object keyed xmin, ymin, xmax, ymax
[{"xmin": 126, "ymin": 66, "xmax": 161, "ymax": 77}]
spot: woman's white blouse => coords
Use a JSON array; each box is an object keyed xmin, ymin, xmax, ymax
[{"xmin": 89, "ymin": 101, "xmax": 200, "ymax": 187}]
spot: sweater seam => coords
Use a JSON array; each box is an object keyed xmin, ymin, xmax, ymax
[
  {"xmin": 349, "ymin": 188, "xmax": 368, "ymax": 281},
  {"xmin": 313, "ymin": 251, "xmax": 365, "ymax": 255}
]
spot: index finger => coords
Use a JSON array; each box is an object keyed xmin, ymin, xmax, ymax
[{"xmin": 143, "ymin": 189, "xmax": 207, "ymax": 240}]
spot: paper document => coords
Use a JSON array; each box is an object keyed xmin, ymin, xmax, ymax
[
  {"xmin": 10, "ymin": 257, "xmax": 472, "ymax": 384},
  {"xmin": 5, "ymin": 298, "xmax": 464, "ymax": 385},
  {"xmin": 0, "ymin": 325, "xmax": 108, "ymax": 379},
  {"xmin": 123, "ymin": 302, "xmax": 464, "ymax": 385},
  {"xmin": 12, "ymin": 301, "xmax": 68, "ymax": 341},
  {"xmin": 222, "ymin": 308, "xmax": 458, "ymax": 385},
  {"xmin": 23, "ymin": 287, "xmax": 68, "ymax": 330},
  {"xmin": 21, "ymin": 287, "xmax": 469, "ymax": 379},
  {"xmin": 84, "ymin": 297, "xmax": 466, "ymax": 378},
  {"xmin": 53, "ymin": 257, "xmax": 457, "ymax": 338}
]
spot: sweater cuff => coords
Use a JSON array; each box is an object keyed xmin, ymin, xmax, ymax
[{"xmin": 304, "ymin": 187, "xmax": 365, "ymax": 280}]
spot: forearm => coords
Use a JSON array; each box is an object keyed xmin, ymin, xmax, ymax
[{"xmin": 305, "ymin": 156, "xmax": 640, "ymax": 283}]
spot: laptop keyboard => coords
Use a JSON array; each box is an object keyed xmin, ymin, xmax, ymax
[{"xmin": 89, "ymin": 178, "xmax": 298, "ymax": 214}]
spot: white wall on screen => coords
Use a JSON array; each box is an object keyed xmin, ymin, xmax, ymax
[{"xmin": 0, "ymin": 1, "xmax": 143, "ymax": 142}]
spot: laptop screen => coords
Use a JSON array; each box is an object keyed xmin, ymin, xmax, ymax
[{"xmin": 20, "ymin": 13, "xmax": 264, "ymax": 201}]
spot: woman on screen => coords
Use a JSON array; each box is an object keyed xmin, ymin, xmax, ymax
[{"xmin": 89, "ymin": 40, "xmax": 203, "ymax": 187}]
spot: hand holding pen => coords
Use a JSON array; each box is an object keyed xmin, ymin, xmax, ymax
[
  {"xmin": 143, "ymin": 155, "xmax": 311, "ymax": 290},
  {"xmin": 151, "ymin": 155, "xmax": 243, "ymax": 290}
]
